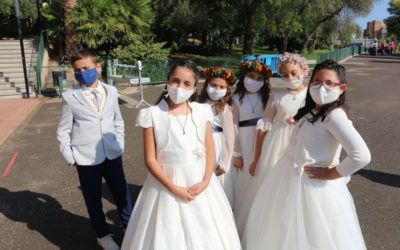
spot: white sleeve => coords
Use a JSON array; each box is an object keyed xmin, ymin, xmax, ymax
[
  {"xmin": 135, "ymin": 108, "xmax": 153, "ymax": 128},
  {"xmin": 217, "ymin": 106, "xmax": 235, "ymax": 171},
  {"xmin": 324, "ymin": 109, "xmax": 371, "ymax": 176},
  {"xmin": 232, "ymin": 98, "xmax": 241, "ymax": 157},
  {"xmin": 256, "ymin": 94, "xmax": 276, "ymax": 132},
  {"xmin": 56, "ymin": 94, "xmax": 75, "ymax": 165}
]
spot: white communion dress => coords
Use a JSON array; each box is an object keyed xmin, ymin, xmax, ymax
[
  {"xmin": 121, "ymin": 100, "xmax": 241, "ymax": 250},
  {"xmin": 207, "ymin": 100, "xmax": 236, "ymax": 207},
  {"xmin": 231, "ymin": 92, "xmax": 264, "ymax": 237},
  {"xmin": 242, "ymin": 108, "xmax": 371, "ymax": 250},
  {"xmin": 253, "ymin": 87, "xmax": 307, "ymax": 186}
]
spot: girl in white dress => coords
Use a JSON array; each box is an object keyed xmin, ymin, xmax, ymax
[
  {"xmin": 198, "ymin": 66, "xmax": 237, "ymax": 206},
  {"xmin": 231, "ymin": 61, "xmax": 273, "ymax": 237},
  {"xmin": 248, "ymin": 54, "xmax": 309, "ymax": 194},
  {"xmin": 242, "ymin": 59, "xmax": 371, "ymax": 250},
  {"xmin": 121, "ymin": 59, "xmax": 241, "ymax": 250}
]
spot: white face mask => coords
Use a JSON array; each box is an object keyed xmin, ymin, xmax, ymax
[
  {"xmin": 167, "ymin": 85, "xmax": 194, "ymax": 104},
  {"xmin": 309, "ymin": 84, "xmax": 341, "ymax": 105},
  {"xmin": 282, "ymin": 75, "xmax": 303, "ymax": 89},
  {"xmin": 207, "ymin": 85, "xmax": 227, "ymax": 101},
  {"xmin": 244, "ymin": 76, "xmax": 264, "ymax": 93}
]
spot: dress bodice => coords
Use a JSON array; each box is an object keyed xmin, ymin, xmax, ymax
[
  {"xmin": 273, "ymin": 88, "xmax": 307, "ymax": 123},
  {"xmin": 287, "ymin": 108, "xmax": 370, "ymax": 176},
  {"xmin": 158, "ymin": 114, "xmax": 202, "ymax": 165},
  {"xmin": 232, "ymin": 93, "xmax": 264, "ymax": 121},
  {"xmin": 291, "ymin": 116, "xmax": 342, "ymax": 169}
]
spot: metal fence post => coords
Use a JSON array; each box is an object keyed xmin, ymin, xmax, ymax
[{"xmin": 106, "ymin": 59, "xmax": 113, "ymax": 86}]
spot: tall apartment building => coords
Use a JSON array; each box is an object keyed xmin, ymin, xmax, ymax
[{"xmin": 363, "ymin": 20, "xmax": 386, "ymax": 39}]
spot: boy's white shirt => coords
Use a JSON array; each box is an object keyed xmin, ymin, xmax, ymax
[{"xmin": 80, "ymin": 82, "xmax": 107, "ymax": 114}]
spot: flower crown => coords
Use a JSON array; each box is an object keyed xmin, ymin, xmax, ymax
[
  {"xmin": 203, "ymin": 66, "xmax": 237, "ymax": 86},
  {"xmin": 277, "ymin": 53, "xmax": 309, "ymax": 75},
  {"xmin": 239, "ymin": 60, "xmax": 273, "ymax": 78}
]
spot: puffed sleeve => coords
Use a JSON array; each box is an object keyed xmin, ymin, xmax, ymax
[
  {"xmin": 135, "ymin": 108, "xmax": 153, "ymax": 128},
  {"xmin": 256, "ymin": 93, "xmax": 277, "ymax": 132},
  {"xmin": 324, "ymin": 109, "xmax": 371, "ymax": 176}
]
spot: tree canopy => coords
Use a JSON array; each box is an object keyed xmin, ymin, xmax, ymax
[
  {"xmin": 385, "ymin": 0, "xmax": 400, "ymax": 39},
  {"xmin": 3, "ymin": 0, "xmax": 378, "ymax": 56}
]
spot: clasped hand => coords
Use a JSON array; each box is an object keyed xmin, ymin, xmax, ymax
[{"xmin": 173, "ymin": 180, "xmax": 209, "ymax": 202}]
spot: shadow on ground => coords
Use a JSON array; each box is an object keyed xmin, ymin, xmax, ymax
[
  {"xmin": 356, "ymin": 169, "xmax": 400, "ymax": 188},
  {"xmin": 0, "ymin": 187, "xmax": 101, "ymax": 250},
  {"xmin": 0, "ymin": 183, "xmax": 142, "ymax": 249}
]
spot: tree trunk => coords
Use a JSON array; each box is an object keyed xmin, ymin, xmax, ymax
[
  {"xmin": 201, "ymin": 31, "xmax": 207, "ymax": 46},
  {"xmin": 309, "ymin": 33, "xmax": 318, "ymax": 53},
  {"xmin": 64, "ymin": 0, "xmax": 77, "ymax": 56},
  {"xmin": 279, "ymin": 32, "xmax": 289, "ymax": 54},
  {"xmin": 242, "ymin": 1, "xmax": 258, "ymax": 55},
  {"xmin": 228, "ymin": 35, "xmax": 233, "ymax": 50},
  {"xmin": 299, "ymin": 33, "xmax": 313, "ymax": 54}
]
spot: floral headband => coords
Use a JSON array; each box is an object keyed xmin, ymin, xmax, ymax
[
  {"xmin": 277, "ymin": 53, "xmax": 309, "ymax": 75},
  {"xmin": 239, "ymin": 60, "xmax": 273, "ymax": 78},
  {"xmin": 203, "ymin": 66, "xmax": 237, "ymax": 86}
]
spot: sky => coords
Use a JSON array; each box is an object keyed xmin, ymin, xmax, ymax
[{"xmin": 355, "ymin": 0, "xmax": 391, "ymax": 29}]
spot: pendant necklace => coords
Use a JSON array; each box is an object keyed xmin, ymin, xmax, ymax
[
  {"xmin": 171, "ymin": 102, "xmax": 189, "ymax": 135},
  {"xmin": 288, "ymin": 89, "xmax": 300, "ymax": 100},
  {"xmin": 246, "ymin": 94, "xmax": 258, "ymax": 114}
]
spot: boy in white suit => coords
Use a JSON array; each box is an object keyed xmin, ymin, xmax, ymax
[{"xmin": 56, "ymin": 48, "xmax": 132, "ymax": 250}]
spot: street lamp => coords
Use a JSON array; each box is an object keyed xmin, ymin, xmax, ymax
[{"xmin": 14, "ymin": 0, "xmax": 30, "ymax": 98}]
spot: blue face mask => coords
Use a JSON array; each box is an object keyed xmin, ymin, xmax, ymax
[{"xmin": 74, "ymin": 68, "xmax": 98, "ymax": 86}]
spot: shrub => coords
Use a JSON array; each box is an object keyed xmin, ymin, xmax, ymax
[{"xmin": 109, "ymin": 41, "xmax": 170, "ymax": 64}]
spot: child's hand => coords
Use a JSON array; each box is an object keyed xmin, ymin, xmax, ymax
[
  {"xmin": 188, "ymin": 180, "xmax": 209, "ymax": 196},
  {"xmin": 286, "ymin": 117, "xmax": 296, "ymax": 125},
  {"xmin": 233, "ymin": 157, "xmax": 243, "ymax": 170},
  {"xmin": 249, "ymin": 161, "xmax": 257, "ymax": 176},
  {"xmin": 304, "ymin": 166, "xmax": 342, "ymax": 180},
  {"xmin": 215, "ymin": 166, "xmax": 226, "ymax": 176},
  {"xmin": 173, "ymin": 186, "xmax": 196, "ymax": 201}
]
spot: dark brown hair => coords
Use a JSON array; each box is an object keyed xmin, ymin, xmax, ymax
[
  {"xmin": 156, "ymin": 59, "xmax": 199, "ymax": 104},
  {"xmin": 294, "ymin": 59, "xmax": 347, "ymax": 123},
  {"xmin": 234, "ymin": 72, "xmax": 271, "ymax": 109},
  {"xmin": 70, "ymin": 48, "xmax": 99, "ymax": 65},
  {"xmin": 198, "ymin": 78, "xmax": 232, "ymax": 114}
]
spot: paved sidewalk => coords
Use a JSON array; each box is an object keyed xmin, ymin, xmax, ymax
[{"xmin": 0, "ymin": 98, "xmax": 42, "ymax": 146}]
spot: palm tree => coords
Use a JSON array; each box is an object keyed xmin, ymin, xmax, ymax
[
  {"xmin": 68, "ymin": 0, "xmax": 153, "ymax": 51},
  {"xmin": 64, "ymin": 0, "xmax": 77, "ymax": 55}
]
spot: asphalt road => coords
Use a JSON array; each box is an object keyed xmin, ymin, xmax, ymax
[{"xmin": 0, "ymin": 54, "xmax": 399, "ymax": 249}]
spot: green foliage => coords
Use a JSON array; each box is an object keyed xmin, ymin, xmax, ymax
[
  {"xmin": 68, "ymin": 0, "xmax": 153, "ymax": 50},
  {"xmin": 151, "ymin": 0, "xmax": 242, "ymax": 51},
  {"xmin": 0, "ymin": 0, "xmax": 41, "ymax": 21},
  {"xmin": 41, "ymin": 0, "xmax": 65, "ymax": 53},
  {"xmin": 385, "ymin": 0, "xmax": 400, "ymax": 39},
  {"xmin": 109, "ymin": 42, "xmax": 170, "ymax": 65}
]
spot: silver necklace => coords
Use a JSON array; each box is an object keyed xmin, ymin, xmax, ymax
[
  {"xmin": 170, "ymin": 103, "xmax": 189, "ymax": 135},
  {"xmin": 246, "ymin": 94, "xmax": 258, "ymax": 114},
  {"xmin": 287, "ymin": 89, "xmax": 302, "ymax": 100}
]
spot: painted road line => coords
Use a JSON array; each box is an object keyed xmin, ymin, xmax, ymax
[{"xmin": 3, "ymin": 152, "xmax": 18, "ymax": 177}]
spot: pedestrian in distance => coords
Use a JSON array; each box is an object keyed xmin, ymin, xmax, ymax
[
  {"xmin": 389, "ymin": 41, "xmax": 395, "ymax": 55},
  {"xmin": 121, "ymin": 59, "xmax": 241, "ymax": 250},
  {"xmin": 56, "ymin": 48, "xmax": 132, "ymax": 250},
  {"xmin": 198, "ymin": 66, "xmax": 237, "ymax": 206},
  {"xmin": 242, "ymin": 59, "xmax": 371, "ymax": 250}
]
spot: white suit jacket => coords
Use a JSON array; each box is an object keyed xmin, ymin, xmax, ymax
[{"xmin": 56, "ymin": 81, "xmax": 124, "ymax": 166}]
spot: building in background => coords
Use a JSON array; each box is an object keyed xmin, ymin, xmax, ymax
[{"xmin": 363, "ymin": 20, "xmax": 387, "ymax": 40}]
